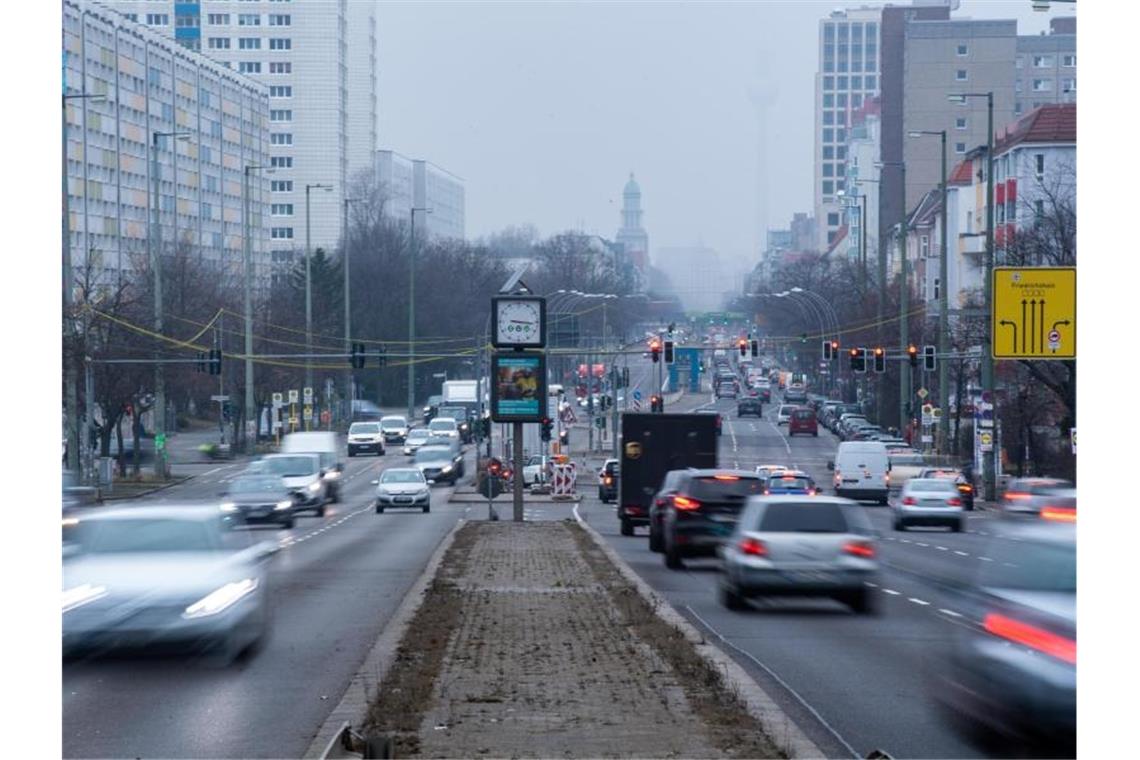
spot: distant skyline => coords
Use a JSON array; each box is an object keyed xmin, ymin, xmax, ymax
[{"xmin": 378, "ymin": 1, "xmax": 1071, "ymax": 274}]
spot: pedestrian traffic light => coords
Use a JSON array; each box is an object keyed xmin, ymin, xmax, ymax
[
  {"xmin": 738, "ymin": 338, "xmax": 748, "ymax": 357},
  {"xmin": 650, "ymin": 338, "xmax": 661, "ymax": 363},
  {"xmin": 751, "ymin": 339, "xmax": 759, "ymax": 357},
  {"xmin": 622, "ymin": 367, "xmax": 630, "ymax": 388},
  {"xmin": 873, "ymin": 346, "xmax": 886, "ymax": 373},
  {"xmin": 540, "ymin": 417, "xmax": 553, "ymax": 442},
  {"xmin": 907, "ymin": 344, "xmax": 919, "ymax": 368},
  {"xmin": 821, "ymin": 340, "xmax": 832, "ymax": 361},
  {"xmin": 850, "ymin": 347, "xmax": 866, "ymax": 373},
  {"xmin": 350, "ymin": 342, "xmax": 366, "ymax": 369},
  {"xmin": 664, "ymin": 340, "xmax": 675, "ymax": 364},
  {"xmin": 209, "ymin": 348, "xmax": 222, "ymax": 375},
  {"xmin": 923, "ymin": 345, "xmax": 937, "ymax": 372}
]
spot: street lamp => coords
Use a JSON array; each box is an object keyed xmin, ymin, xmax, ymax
[
  {"xmin": 304, "ymin": 182, "xmax": 334, "ymax": 410},
  {"xmin": 243, "ymin": 164, "xmax": 272, "ymax": 444},
  {"xmin": 909, "ymin": 129, "xmax": 950, "ymax": 453},
  {"xmin": 149, "ymin": 129, "xmax": 191, "ymax": 478},
  {"xmin": 876, "ymin": 158, "xmax": 909, "ymax": 429},
  {"xmin": 949, "ymin": 90, "xmax": 995, "ymax": 500},
  {"xmin": 407, "ymin": 206, "xmax": 431, "ymax": 421},
  {"xmin": 342, "ymin": 196, "xmax": 360, "ymax": 415}
]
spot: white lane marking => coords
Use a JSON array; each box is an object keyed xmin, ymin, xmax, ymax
[
  {"xmin": 908, "ymin": 598, "xmax": 930, "ymax": 606},
  {"xmin": 979, "ymin": 556, "xmax": 994, "ymax": 562},
  {"xmin": 953, "ymin": 550, "xmax": 969, "ymax": 557},
  {"xmin": 200, "ymin": 466, "xmax": 223, "ymax": 478},
  {"xmin": 899, "ymin": 538, "xmax": 912, "ymax": 544},
  {"xmin": 936, "ymin": 546, "xmax": 949, "ymax": 551},
  {"xmin": 1003, "ymin": 562, "xmax": 1017, "ymax": 568},
  {"xmin": 864, "ymin": 581, "xmax": 878, "ymax": 588},
  {"xmin": 939, "ymin": 608, "xmax": 963, "ymax": 618},
  {"xmin": 916, "ymin": 542, "xmax": 929, "ymax": 547},
  {"xmin": 882, "ymin": 588, "xmax": 901, "ymax": 596}
]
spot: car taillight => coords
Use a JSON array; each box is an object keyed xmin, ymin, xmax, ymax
[
  {"xmin": 673, "ymin": 495, "xmax": 701, "ymax": 511},
  {"xmin": 902, "ymin": 496, "xmax": 917, "ymax": 505},
  {"xmin": 739, "ymin": 537, "xmax": 768, "ymax": 556},
  {"xmin": 947, "ymin": 497, "xmax": 962, "ymax": 507},
  {"xmin": 762, "ymin": 489, "xmax": 770, "ymax": 496},
  {"xmin": 655, "ymin": 498, "xmax": 667, "ymax": 507},
  {"xmin": 1004, "ymin": 491, "xmax": 1030, "ymax": 501},
  {"xmin": 842, "ymin": 540, "xmax": 876, "ymax": 558},
  {"xmin": 603, "ymin": 476, "xmax": 613, "ymax": 485},
  {"xmin": 983, "ymin": 612, "xmax": 1076, "ymax": 665},
  {"xmin": 958, "ymin": 484, "xmax": 973, "ymax": 493},
  {"xmin": 1041, "ymin": 506, "xmax": 1077, "ymax": 522}
]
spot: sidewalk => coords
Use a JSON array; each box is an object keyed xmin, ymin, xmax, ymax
[{"xmin": 356, "ymin": 521, "xmax": 786, "ymax": 758}]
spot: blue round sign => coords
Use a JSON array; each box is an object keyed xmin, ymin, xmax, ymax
[{"xmin": 633, "ymin": 390, "xmax": 643, "ymax": 401}]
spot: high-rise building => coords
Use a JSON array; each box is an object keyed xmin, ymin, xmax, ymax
[
  {"xmin": 1015, "ymin": 17, "xmax": 1076, "ymax": 117},
  {"xmin": 615, "ymin": 173, "xmax": 649, "ymax": 282},
  {"xmin": 64, "ymin": 0, "xmax": 270, "ymax": 286},
  {"xmin": 101, "ymin": 0, "xmax": 381, "ymax": 263},
  {"xmin": 375, "ymin": 151, "xmax": 465, "ymax": 241},
  {"xmin": 813, "ymin": 6, "xmax": 883, "ymax": 252}
]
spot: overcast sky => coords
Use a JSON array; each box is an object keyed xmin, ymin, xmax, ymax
[{"xmin": 377, "ymin": 1, "xmax": 1071, "ymax": 275}]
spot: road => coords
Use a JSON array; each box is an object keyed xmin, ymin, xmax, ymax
[
  {"xmin": 578, "ymin": 381, "xmax": 1021, "ymax": 759},
  {"xmin": 63, "ymin": 443, "xmax": 477, "ymax": 759}
]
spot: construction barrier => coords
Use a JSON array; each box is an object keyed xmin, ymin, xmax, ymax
[{"xmin": 552, "ymin": 463, "xmax": 577, "ymax": 499}]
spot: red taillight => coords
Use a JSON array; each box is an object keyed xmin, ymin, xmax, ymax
[
  {"xmin": 673, "ymin": 495, "xmax": 701, "ymax": 511},
  {"xmin": 603, "ymin": 476, "xmax": 613, "ymax": 485},
  {"xmin": 843, "ymin": 540, "xmax": 876, "ymax": 559},
  {"xmin": 947, "ymin": 497, "xmax": 963, "ymax": 507},
  {"xmin": 739, "ymin": 537, "xmax": 768, "ymax": 556},
  {"xmin": 983, "ymin": 612, "xmax": 1076, "ymax": 665},
  {"xmin": 1041, "ymin": 506, "xmax": 1077, "ymax": 522},
  {"xmin": 1004, "ymin": 491, "xmax": 1030, "ymax": 501},
  {"xmin": 902, "ymin": 496, "xmax": 917, "ymax": 506}
]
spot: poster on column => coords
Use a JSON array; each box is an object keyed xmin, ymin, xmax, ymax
[{"xmin": 490, "ymin": 352, "xmax": 547, "ymax": 422}]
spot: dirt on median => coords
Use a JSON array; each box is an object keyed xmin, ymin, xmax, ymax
[{"xmin": 362, "ymin": 520, "xmax": 783, "ymax": 758}]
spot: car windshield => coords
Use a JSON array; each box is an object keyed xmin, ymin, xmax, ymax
[
  {"xmin": 381, "ymin": 470, "xmax": 426, "ymax": 484},
  {"xmin": 769, "ymin": 475, "xmax": 812, "ymax": 490},
  {"xmin": 758, "ymin": 502, "xmax": 849, "ymax": 533},
  {"xmin": 228, "ymin": 476, "xmax": 283, "ymax": 494},
  {"xmin": 792, "ymin": 410, "xmax": 814, "ymax": 420},
  {"xmin": 439, "ymin": 407, "xmax": 468, "ymax": 421},
  {"xmin": 76, "ymin": 517, "xmax": 226, "ymax": 553},
  {"xmin": 778, "ymin": 406, "xmax": 794, "ymax": 414},
  {"xmin": 251, "ymin": 456, "xmax": 316, "ymax": 477},
  {"xmin": 908, "ymin": 479, "xmax": 957, "ymax": 493},
  {"xmin": 415, "ymin": 447, "xmax": 452, "ymax": 463},
  {"xmin": 381, "ymin": 417, "xmax": 407, "ymax": 429},
  {"xmin": 687, "ymin": 475, "xmax": 763, "ymax": 500},
  {"xmin": 350, "ymin": 423, "xmax": 381, "ymax": 435},
  {"xmin": 430, "ymin": 420, "xmax": 456, "ymax": 431},
  {"xmin": 407, "ymin": 429, "xmax": 431, "ymax": 440}
]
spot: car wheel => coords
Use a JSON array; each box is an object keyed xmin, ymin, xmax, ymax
[
  {"xmin": 844, "ymin": 588, "xmax": 878, "ymax": 615},
  {"xmin": 375, "ymin": 505, "xmax": 385, "ymax": 514},
  {"xmin": 649, "ymin": 523, "xmax": 663, "ymax": 553},
  {"xmin": 330, "ymin": 486, "xmax": 340, "ymax": 504},
  {"xmin": 664, "ymin": 539, "xmax": 684, "ymax": 570},
  {"xmin": 719, "ymin": 581, "xmax": 747, "ymax": 611},
  {"xmin": 620, "ymin": 517, "xmax": 633, "ymax": 536},
  {"xmin": 894, "ymin": 518, "xmax": 906, "ymax": 531},
  {"xmin": 879, "ymin": 496, "xmax": 889, "ymax": 506},
  {"xmin": 282, "ymin": 516, "xmax": 296, "ymax": 530},
  {"xmin": 952, "ymin": 520, "xmax": 964, "ymax": 533},
  {"xmin": 422, "ymin": 504, "xmax": 431, "ymax": 513},
  {"xmin": 316, "ymin": 502, "xmax": 327, "ymax": 517},
  {"xmin": 347, "ymin": 449, "xmax": 355, "ymax": 458},
  {"xmin": 813, "ymin": 431, "xmax": 819, "ymax": 437}
]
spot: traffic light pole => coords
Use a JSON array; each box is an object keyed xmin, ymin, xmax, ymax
[{"xmin": 512, "ymin": 421, "xmax": 524, "ymax": 522}]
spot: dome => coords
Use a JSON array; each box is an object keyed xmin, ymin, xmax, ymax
[{"xmin": 623, "ymin": 172, "xmax": 640, "ymax": 197}]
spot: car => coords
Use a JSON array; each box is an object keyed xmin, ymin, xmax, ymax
[
  {"xmin": 737, "ymin": 397, "xmax": 764, "ymax": 417},
  {"xmin": 848, "ymin": 424, "xmax": 883, "ymax": 441},
  {"xmin": 829, "ymin": 441, "xmax": 890, "ymax": 505},
  {"xmin": 598, "ymin": 459, "xmax": 619, "ymax": 503},
  {"xmin": 787, "ymin": 407, "xmax": 818, "ymax": 436},
  {"xmin": 522, "ymin": 454, "xmax": 548, "ymax": 486},
  {"xmin": 715, "ymin": 381, "xmax": 738, "ymax": 399},
  {"xmin": 437, "ymin": 405, "xmax": 474, "ymax": 443},
  {"xmin": 886, "ymin": 450, "xmax": 927, "ymax": 493},
  {"xmin": 763, "ymin": 470, "xmax": 818, "ymax": 495},
  {"xmin": 755, "ymin": 464, "xmax": 788, "ymax": 481},
  {"xmin": 661, "ymin": 469, "xmax": 765, "ymax": 569},
  {"xmin": 374, "ymin": 468, "xmax": 432, "ymax": 513},
  {"xmin": 422, "ymin": 394, "xmax": 444, "ymax": 424},
  {"xmin": 935, "ymin": 522, "xmax": 1074, "ymax": 754},
  {"xmin": 280, "ymin": 431, "xmax": 344, "ymax": 503},
  {"xmin": 380, "ymin": 415, "xmax": 410, "ymax": 444},
  {"xmin": 351, "ymin": 399, "xmax": 384, "ymax": 422},
  {"xmin": 62, "ymin": 504, "xmax": 275, "ymax": 663},
  {"xmin": 918, "ymin": 467, "xmax": 975, "ymax": 510},
  {"xmin": 837, "ymin": 414, "xmax": 869, "ymax": 439},
  {"xmin": 783, "ymin": 385, "xmax": 808, "ymax": 404},
  {"xmin": 221, "ymin": 474, "xmax": 299, "ymax": 529},
  {"xmin": 413, "ymin": 445, "xmax": 463, "ymax": 485},
  {"xmin": 893, "ymin": 478, "xmax": 965, "ymax": 531},
  {"xmin": 347, "ymin": 421, "xmax": 386, "ymax": 457},
  {"xmin": 1000, "ymin": 478, "xmax": 1075, "ymax": 518},
  {"xmin": 718, "ymin": 496, "xmax": 879, "ymax": 614},
  {"xmin": 427, "ymin": 417, "xmax": 460, "ymax": 440},
  {"xmin": 775, "ymin": 404, "xmax": 795, "ymax": 426},
  {"xmin": 401, "ymin": 428, "xmax": 433, "ymax": 456},
  {"xmin": 647, "ymin": 469, "xmax": 689, "ymax": 552},
  {"xmin": 245, "ymin": 453, "xmax": 329, "ymax": 516}
]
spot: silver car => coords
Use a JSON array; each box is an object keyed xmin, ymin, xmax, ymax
[
  {"xmin": 1000, "ymin": 477, "xmax": 1075, "ymax": 519},
  {"xmin": 245, "ymin": 453, "xmax": 328, "ymax": 516},
  {"xmin": 401, "ymin": 427, "xmax": 433, "ymax": 456},
  {"xmin": 718, "ymin": 496, "xmax": 879, "ymax": 614},
  {"xmin": 893, "ymin": 478, "xmax": 965, "ymax": 532},
  {"xmin": 374, "ymin": 468, "xmax": 431, "ymax": 513},
  {"xmin": 775, "ymin": 404, "xmax": 794, "ymax": 425},
  {"xmin": 63, "ymin": 504, "xmax": 275, "ymax": 664}
]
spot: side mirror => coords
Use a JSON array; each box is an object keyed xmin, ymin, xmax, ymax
[
  {"xmin": 826, "ymin": 461, "xmax": 835, "ymax": 471},
  {"xmin": 319, "ymin": 469, "xmax": 327, "ymax": 478}
]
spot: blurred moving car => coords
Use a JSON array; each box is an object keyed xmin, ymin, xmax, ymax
[
  {"xmin": 438, "ymin": 405, "xmax": 474, "ymax": 443},
  {"xmin": 918, "ymin": 467, "xmax": 975, "ymax": 510},
  {"xmin": 648, "ymin": 469, "xmax": 689, "ymax": 553},
  {"xmin": 737, "ymin": 397, "xmax": 764, "ymax": 417},
  {"xmin": 280, "ymin": 431, "xmax": 344, "ymax": 503},
  {"xmin": 221, "ymin": 474, "xmax": 298, "ymax": 529},
  {"xmin": 428, "ymin": 417, "xmax": 460, "ymax": 440},
  {"xmin": 936, "ymin": 522, "xmax": 1075, "ymax": 755},
  {"xmin": 893, "ymin": 478, "xmax": 965, "ymax": 532},
  {"xmin": 413, "ymin": 445, "xmax": 463, "ymax": 485},
  {"xmin": 402, "ymin": 427, "xmax": 433, "ymax": 456},
  {"xmin": 245, "ymin": 453, "xmax": 329, "ymax": 516},
  {"xmin": 1000, "ymin": 478, "xmax": 1075, "ymax": 518},
  {"xmin": 718, "ymin": 496, "xmax": 878, "ymax": 613},
  {"xmin": 63, "ymin": 504, "xmax": 275, "ymax": 663},
  {"xmin": 783, "ymin": 385, "xmax": 808, "ymax": 404},
  {"xmin": 661, "ymin": 470, "xmax": 765, "ymax": 569},
  {"xmin": 380, "ymin": 415, "xmax": 410, "ymax": 445},
  {"xmin": 787, "ymin": 407, "xmax": 818, "ymax": 436},
  {"xmin": 755, "ymin": 464, "xmax": 788, "ymax": 481},
  {"xmin": 830, "ymin": 441, "xmax": 890, "ymax": 505},
  {"xmin": 695, "ymin": 409, "xmax": 723, "ymax": 436},
  {"xmin": 764, "ymin": 471, "xmax": 818, "ymax": 495},
  {"xmin": 373, "ymin": 468, "xmax": 431, "ymax": 513},
  {"xmin": 776, "ymin": 404, "xmax": 795, "ymax": 426},
  {"xmin": 422, "ymin": 395, "xmax": 444, "ymax": 424},
  {"xmin": 886, "ymin": 450, "xmax": 928, "ymax": 494},
  {"xmin": 351, "ymin": 399, "xmax": 384, "ymax": 422},
  {"xmin": 598, "ymin": 458, "xmax": 619, "ymax": 503},
  {"xmin": 347, "ymin": 421, "xmax": 385, "ymax": 457}
]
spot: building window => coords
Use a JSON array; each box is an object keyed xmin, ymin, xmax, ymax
[
  {"xmin": 207, "ymin": 13, "xmax": 229, "ymax": 25},
  {"xmin": 270, "ymin": 156, "xmax": 293, "ymax": 168},
  {"xmin": 1035, "ymin": 200, "xmax": 1045, "ymax": 220},
  {"xmin": 1035, "ymin": 153, "xmax": 1045, "ymax": 177},
  {"xmin": 836, "ymin": 146, "xmax": 847, "ymax": 160},
  {"xmin": 1062, "ymin": 78, "xmax": 1075, "ymax": 94},
  {"xmin": 823, "ymin": 76, "xmax": 834, "ymax": 90},
  {"xmin": 827, "ymin": 212, "xmax": 839, "ymax": 227},
  {"xmin": 956, "ymin": 117, "xmax": 967, "ymax": 130},
  {"xmin": 836, "ymin": 179, "xmax": 845, "ymax": 193},
  {"xmin": 823, "ymin": 128, "xmax": 834, "ymax": 143},
  {"xmin": 957, "ymin": 44, "xmax": 968, "ymax": 57},
  {"xmin": 268, "ymin": 14, "xmax": 291, "ymax": 26},
  {"xmin": 823, "ymin": 94, "xmax": 834, "ymax": 108},
  {"xmin": 1062, "ymin": 54, "xmax": 1075, "ymax": 67},
  {"xmin": 200, "ymin": 145, "xmax": 212, "ymax": 163},
  {"xmin": 205, "ymin": 175, "xmax": 218, "ymax": 193},
  {"xmin": 271, "ymin": 180, "xmax": 294, "ymax": 192},
  {"xmin": 239, "ymin": 37, "xmax": 260, "ymax": 49},
  {"xmin": 827, "ymin": 231, "xmax": 837, "ymax": 244},
  {"xmin": 852, "ymin": 94, "xmax": 863, "ymax": 108},
  {"xmin": 269, "ymin": 62, "xmax": 292, "ymax": 74},
  {"xmin": 270, "ymin": 109, "xmax": 292, "ymax": 122},
  {"xmin": 1015, "ymin": 55, "xmax": 1024, "ymax": 69},
  {"xmin": 920, "ymin": 235, "xmax": 930, "ymax": 258},
  {"xmin": 1033, "ymin": 79, "xmax": 1052, "ymax": 92},
  {"xmin": 238, "ymin": 14, "xmax": 260, "ymax": 26},
  {"xmin": 836, "ymin": 128, "xmax": 846, "ymax": 142},
  {"xmin": 823, "ymin": 111, "xmax": 834, "ymax": 126},
  {"xmin": 1015, "ymin": 101, "xmax": 1023, "ymax": 115},
  {"xmin": 837, "ymin": 93, "xmax": 848, "ymax": 108},
  {"xmin": 271, "ymin": 204, "xmax": 294, "ymax": 216},
  {"xmin": 124, "ymin": 12, "xmax": 137, "ymax": 21},
  {"xmin": 239, "ymin": 61, "xmax": 262, "ymax": 74},
  {"xmin": 955, "ymin": 142, "xmax": 966, "ymax": 154},
  {"xmin": 208, "ymin": 37, "xmax": 230, "ymax": 49},
  {"xmin": 270, "ymin": 133, "xmax": 293, "ymax": 145},
  {"xmin": 176, "ymin": 14, "xmax": 199, "ymax": 28},
  {"xmin": 837, "ymin": 76, "xmax": 848, "ymax": 90},
  {"xmin": 146, "ymin": 13, "xmax": 169, "ymax": 25},
  {"xmin": 271, "ymin": 227, "xmax": 294, "ymax": 240},
  {"xmin": 269, "ymin": 37, "xmax": 291, "ymax": 50},
  {"xmin": 823, "ymin": 163, "xmax": 834, "ymax": 178},
  {"xmin": 822, "ymin": 180, "xmax": 834, "ymax": 196},
  {"xmin": 1033, "ymin": 55, "xmax": 1054, "ymax": 68},
  {"xmin": 956, "ymin": 69, "xmax": 968, "ymax": 82},
  {"xmin": 823, "ymin": 146, "xmax": 834, "ymax": 160},
  {"xmin": 864, "ymin": 75, "xmax": 876, "ymax": 89},
  {"xmin": 1015, "ymin": 79, "xmax": 1023, "ymax": 93},
  {"xmin": 269, "ymin": 85, "xmax": 292, "ymax": 98}
]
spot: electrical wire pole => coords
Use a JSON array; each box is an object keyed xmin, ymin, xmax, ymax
[
  {"xmin": 407, "ymin": 207, "xmax": 430, "ymax": 421},
  {"xmin": 898, "ymin": 161, "xmax": 910, "ymax": 432}
]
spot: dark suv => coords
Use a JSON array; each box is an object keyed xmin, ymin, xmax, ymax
[
  {"xmin": 598, "ymin": 459, "xmax": 619, "ymax": 503},
  {"xmin": 737, "ymin": 397, "xmax": 764, "ymax": 417},
  {"xmin": 662, "ymin": 470, "xmax": 765, "ymax": 569}
]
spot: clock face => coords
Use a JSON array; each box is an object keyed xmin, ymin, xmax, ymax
[{"xmin": 496, "ymin": 299, "xmax": 543, "ymax": 345}]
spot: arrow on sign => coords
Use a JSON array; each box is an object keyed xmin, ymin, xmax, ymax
[
  {"xmin": 1000, "ymin": 320, "xmax": 1018, "ymax": 354},
  {"xmin": 1021, "ymin": 300, "xmax": 1028, "ymax": 354}
]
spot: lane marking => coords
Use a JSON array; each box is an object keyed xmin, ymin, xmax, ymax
[
  {"xmin": 882, "ymin": 588, "xmax": 901, "ymax": 596},
  {"xmin": 936, "ymin": 546, "xmax": 949, "ymax": 551},
  {"xmin": 864, "ymin": 581, "xmax": 878, "ymax": 588},
  {"xmin": 939, "ymin": 608, "xmax": 963, "ymax": 618},
  {"xmin": 916, "ymin": 542, "xmax": 929, "ymax": 547},
  {"xmin": 979, "ymin": 556, "xmax": 994, "ymax": 562},
  {"xmin": 899, "ymin": 539, "xmax": 912, "ymax": 544},
  {"xmin": 953, "ymin": 550, "xmax": 969, "ymax": 557},
  {"xmin": 908, "ymin": 598, "xmax": 930, "ymax": 606}
]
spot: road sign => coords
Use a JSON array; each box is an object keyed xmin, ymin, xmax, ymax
[
  {"xmin": 303, "ymin": 387, "xmax": 313, "ymax": 403},
  {"xmin": 633, "ymin": 389, "xmax": 642, "ymax": 401},
  {"xmin": 288, "ymin": 389, "xmax": 299, "ymax": 404},
  {"xmin": 303, "ymin": 404, "xmax": 313, "ymax": 421},
  {"xmin": 633, "ymin": 399, "xmax": 642, "ymax": 411},
  {"xmin": 210, "ymin": 395, "xmax": 229, "ymax": 402},
  {"xmin": 272, "ymin": 392, "xmax": 283, "ymax": 406},
  {"xmin": 922, "ymin": 403, "xmax": 934, "ymax": 415},
  {"xmin": 993, "ymin": 267, "xmax": 1076, "ymax": 359},
  {"xmin": 288, "ymin": 416, "xmax": 299, "ymax": 426},
  {"xmin": 916, "ymin": 388, "xmax": 929, "ymax": 400},
  {"xmin": 979, "ymin": 430, "xmax": 993, "ymax": 451}
]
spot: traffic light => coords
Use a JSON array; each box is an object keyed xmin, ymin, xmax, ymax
[
  {"xmin": 750, "ymin": 339, "xmax": 759, "ymax": 357},
  {"xmin": 664, "ymin": 340, "xmax": 675, "ymax": 364},
  {"xmin": 350, "ymin": 342, "xmax": 366, "ymax": 369},
  {"xmin": 209, "ymin": 348, "xmax": 222, "ymax": 375},
  {"xmin": 907, "ymin": 345, "xmax": 919, "ymax": 368},
  {"xmin": 738, "ymin": 338, "xmax": 748, "ymax": 357},
  {"xmin": 196, "ymin": 351, "xmax": 207, "ymax": 373},
  {"xmin": 487, "ymin": 458, "xmax": 502, "ymax": 478},
  {"xmin": 831, "ymin": 340, "xmax": 839, "ymax": 359},
  {"xmin": 821, "ymin": 340, "xmax": 832, "ymax": 361},
  {"xmin": 650, "ymin": 394, "xmax": 663, "ymax": 413},
  {"xmin": 650, "ymin": 338, "xmax": 661, "ymax": 363},
  {"xmin": 540, "ymin": 417, "xmax": 553, "ymax": 442},
  {"xmin": 850, "ymin": 347, "xmax": 866, "ymax": 373},
  {"xmin": 923, "ymin": 345, "xmax": 937, "ymax": 372},
  {"xmin": 622, "ymin": 367, "xmax": 630, "ymax": 388},
  {"xmin": 558, "ymin": 429, "xmax": 569, "ymax": 447},
  {"xmin": 873, "ymin": 346, "xmax": 886, "ymax": 373}
]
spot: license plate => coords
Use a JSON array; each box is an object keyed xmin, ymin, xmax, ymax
[
  {"xmin": 395, "ymin": 497, "xmax": 412, "ymax": 504},
  {"xmin": 782, "ymin": 571, "xmax": 832, "ymax": 584},
  {"xmin": 248, "ymin": 509, "xmax": 269, "ymax": 518}
]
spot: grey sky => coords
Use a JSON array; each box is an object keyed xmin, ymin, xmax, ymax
[{"xmin": 377, "ymin": 1, "xmax": 1071, "ymax": 275}]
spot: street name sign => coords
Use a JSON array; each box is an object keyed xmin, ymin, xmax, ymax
[{"xmin": 993, "ymin": 267, "xmax": 1075, "ymax": 359}]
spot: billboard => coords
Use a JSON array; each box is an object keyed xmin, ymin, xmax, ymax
[{"xmin": 490, "ymin": 352, "xmax": 547, "ymax": 422}]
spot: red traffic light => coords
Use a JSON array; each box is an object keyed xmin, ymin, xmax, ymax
[
  {"xmin": 907, "ymin": 345, "xmax": 918, "ymax": 356},
  {"xmin": 874, "ymin": 347, "xmax": 884, "ymax": 357},
  {"xmin": 849, "ymin": 348, "xmax": 859, "ymax": 358}
]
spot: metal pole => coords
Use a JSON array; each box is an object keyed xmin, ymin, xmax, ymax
[
  {"xmin": 63, "ymin": 95, "xmax": 82, "ymax": 478},
  {"xmin": 938, "ymin": 131, "xmax": 950, "ymax": 454},
  {"xmin": 151, "ymin": 132, "xmax": 166, "ymax": 479},
  {"xmin": 982, "ymin": 93, "xmax": 996, "ymax": 501},
  {"xmin": 512, "ymin": 421, "xmax": 524, "ymax": 522},
  {"xmin": 243, "ymin": 167, "xmax": 255, "ymax": 447},
  {"xmin": 304, "ymin": 184, "xmax": 313, "ymax": 411},
  {"xmin": 343, "ymin": 197, "xmax": 352, "ymax": 425},
  {"xmin": 407, "ymin": 208, "xmax": 417, "ymax": 421},
  {"xmin": 860, "ymin": 194, "xmax": 868, "ymax": 296},
  {"xmin": 898, "ymin": 161, "xmax": 909, "ymax": 432}
]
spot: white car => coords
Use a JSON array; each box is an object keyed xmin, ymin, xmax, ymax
[
  {"xmin": 374, "ymin": 468, "xmax": 431, "ymax": 513},
  {"xmin": 776, "ymin": 405, "xmax": 795, "ymax": 425},
  {"xmin": 427, "ymin": 417, "xmax": 460, "ymax": 439},
  {"xmin": 347, "ymin": 421, "xmax": 385, "ymax": 457},
  {"xmin": 522, "ymin": 455, "xmax": 548, "ymax": 486},
  {"xmin": 380, "ymin": 415, "xmax": 410, "ymax": 444},
  {"xmin": 893, "ymin": 478, "xmax": 965, "ymax": 532}
]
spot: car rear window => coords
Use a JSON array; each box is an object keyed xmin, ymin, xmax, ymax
[
  {"xmin": 908, "ymin": 479, "xmax": 957, "ymax": 493},
  {"xmin": 792, "ymin": 410, "xmax": 814, "ymax": 420},
  {"xmin": 686, "ymin": 475, "xmax": 763, "ymax": 501},
  {"xmin": 768, "ymin": 475, "xmax": 812, "ymax": 490},
  {"xmin": 758, "ymin": 502, "xmax": 849, "ymax": 533}
]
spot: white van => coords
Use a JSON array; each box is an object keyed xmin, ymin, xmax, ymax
[
  {"xmin": 828, "ymin": 441, "xmax": 890, "ymax": 504},
  {"xmin": 281, "ymin": 431, "xmax": 344, "ymax": 503}
]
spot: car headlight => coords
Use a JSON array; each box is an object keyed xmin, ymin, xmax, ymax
[
  {"xmin": 324, "ymin": 470, "xmax": 340, "ymax": 480},
  {"xmin": 63, "ymin": 583, "xmax": 107, "ymax": 613},
  {"xmin": 441, "ymin": 465, "xmax": 453, "ymax": 473},
  {"xmin": 275, "ymin": 500, "xmax": 293, "ymax": 511},
  {"xmin": 308, "ymin": 481, "xmax": 322, "ymax": 492},
  {"xmin": 460, "ymin": 423, "xmax": 469, "ymax": 431},
  {"xmin": 182, "ymin": 578, "xmax": 259, "ymax": 619},
  {"xmin": 403, "ymin": 447, "xmax": 412, "ymax": 454},
  {"xmin": 220, "ymin": 502, "xmax": 239, "ymax": 513}
]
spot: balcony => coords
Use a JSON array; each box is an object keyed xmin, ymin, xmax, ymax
[{"xmin": 958, "ymin": 233, "xmax": 986, "ymax": 258}]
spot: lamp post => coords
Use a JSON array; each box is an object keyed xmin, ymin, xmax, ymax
[
  {"xmin": 342, "ymin": 196, "xmax": 360, "ymax": 417},
  {"xmin": 243, "ymin": 164, "xmax": 270, "ymax": 445},
  {"xmin": 149, "ymin": 129, "xmax": 191, "ymax": 478},
  {"xmin": 877, "ymin": 159, "xmax": 909, "ymax": 429},
  {"xmin": 950, "ymin": 91, "xmax": 994, "ymax": 500},
  {"xmin": 909, "ymin": 129, "xmax": 950, "ymax": 453},
  {"xmin": 406, "ymin": 206, "xmax": 431, "ymax": 421},
  {"xmin": 304, "ymin": 182, "xmax": 333, "ymax": 411}
]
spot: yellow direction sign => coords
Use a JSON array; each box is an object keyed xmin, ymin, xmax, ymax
[{"xmin": 993, "ymin": 267, "xmax": 1075, "ymax": 359}]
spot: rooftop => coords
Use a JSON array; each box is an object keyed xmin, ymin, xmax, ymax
[{"xmin": 995, "ymin": 103, "xmax": 1076, "ymax": 154}]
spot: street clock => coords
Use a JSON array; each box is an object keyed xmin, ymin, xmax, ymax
[{"xmin": 492, "ymin": 296, "xmax": 546, "ymax": 349}]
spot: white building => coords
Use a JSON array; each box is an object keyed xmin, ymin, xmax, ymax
[
  {"xmin": 64, "ymin": 0, "xmax": 271, "ymax": 286},
  {"xmin": 841, "ymin": 96, "xmax": 881, "ymax": 272},
  {"xmin": 100, "ymin": 0, "xmax": 381, "ymax": 262},
  {"xmin": 374, "ymin": 150, "xmax": 465, "ymax": 241}
]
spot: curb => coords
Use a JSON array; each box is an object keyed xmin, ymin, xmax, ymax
[
  {"xmin": 573, "ymin": 509, "xmax": 825, "ymax": 760},
  {"xmin": 99, "ymin": 475, "xmax": 191, "ymax": 502},
  {"xmin": 302, "ymin": 518, "xmax": 466, "ymax": 759}
]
